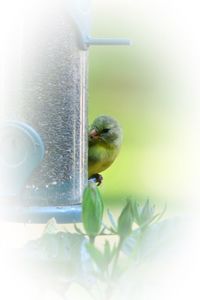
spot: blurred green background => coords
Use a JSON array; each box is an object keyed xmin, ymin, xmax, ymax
[{"xmin": 88, "ymin": 1, "xmax": 191, "ymax": 211}]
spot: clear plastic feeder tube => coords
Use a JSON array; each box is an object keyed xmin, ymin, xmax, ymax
[
  {"xmin": 0, "ymin": 0, "xmax": 88, "ymax": 206},
  {"xmin": 0, "ymin": 0, "xmax": 130, "ymax": 223}
]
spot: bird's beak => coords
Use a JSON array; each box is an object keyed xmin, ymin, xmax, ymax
[{"xmin": 89, "ymin": 129, "xmax": 100, "ymax": 140}]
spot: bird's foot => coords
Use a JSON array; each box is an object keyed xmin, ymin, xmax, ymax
[{"xmin": 89, "ymin": 174, "xmax": 103, "ymax": 186}]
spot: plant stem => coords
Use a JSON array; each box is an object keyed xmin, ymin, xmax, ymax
[{"xmin": 89, "ymin": 235, "xmax": 96, "ymax": 244}]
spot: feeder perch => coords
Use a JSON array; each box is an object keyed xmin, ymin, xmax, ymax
[{"xmin": 0, "ymin": 0, "xmax": 130, "ymax": 223}]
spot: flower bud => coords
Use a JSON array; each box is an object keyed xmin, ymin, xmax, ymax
[
  {"xmin": 82, "ymin": 182, "xmax": 104, "ymax": 237},
  {"xmin": 117, "ymin": 200, "xmax": 134, "ymax": 239}
]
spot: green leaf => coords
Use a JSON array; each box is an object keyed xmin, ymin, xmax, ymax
[
  {"xmin": 107, "ymin": 209, "xmax": 117, "ymax": 231},
  {"xmin": 140, "ymin": 203, "xmax": 167, "ymax": 228},
  {"xmin": 133, "ymin": 200, "xmax": 167, "ymax": 228},
  {"xmin": 140, "ymin": 199, "xmax": 155, "ymax": 223},
  {"xmin": 132, "ymin": 201, "xmax": 141, "ymax": 226},
  {"xmin": 133, "ymin": 200, "xmax": 160, "ymax": 227},
  {"xmin": 82, "ymin": 182, "xmax": 104, "ymax": 238},
  {"xmin": 122, "ymin": 218, "xmax": 182, "ymax": 260}
]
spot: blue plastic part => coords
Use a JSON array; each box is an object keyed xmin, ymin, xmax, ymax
[
  {"xmin": 85, "ymin": 36, "xmax": 131, "ymax": 47},
  {"xmin": 0, "ymin": 121, "xmax": 45, "ymax": 197},
  {"xmin": 0, "ymin": 205, "xmax": 82, "ymax": 224}
]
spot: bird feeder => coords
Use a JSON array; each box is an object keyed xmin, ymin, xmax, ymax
[{"xmin": 0, "ymin": 0, "xmax": 130, "ymax": 223}]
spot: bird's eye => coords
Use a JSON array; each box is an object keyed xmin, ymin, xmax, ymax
[{"xmin": 101, "ymin": 128, "xmax": 110, "ymax": 134}]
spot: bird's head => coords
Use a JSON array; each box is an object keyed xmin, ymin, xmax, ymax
[{"xmin": 89, "ymin": 115, "xmax": 123, "ymax": 149}]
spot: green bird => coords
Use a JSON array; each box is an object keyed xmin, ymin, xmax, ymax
[{"xmin": 88, "ymin": 115, "xmax": 123, "ymax": 185}]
